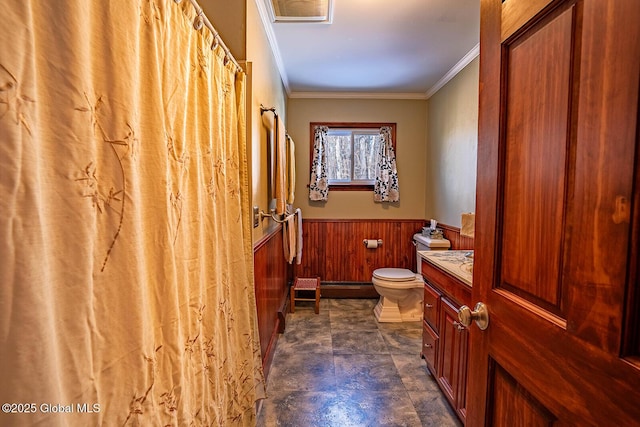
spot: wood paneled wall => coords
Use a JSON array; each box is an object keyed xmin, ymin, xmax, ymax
[
  {"xmin": 253, "ymin": 226, "xmax": 289, "ymax": 378},
  {"xmin": 294, "ymin": 219, "xmax": 425, "ymax": 282},
  {"xmin": 293, "ymin": 219, "xmax": 475, "ymax": 283},
  {"xmin": 440, "ymin": 223, "xmax": 475, "ymax": 250}
]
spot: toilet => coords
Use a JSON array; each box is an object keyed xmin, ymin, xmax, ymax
[{"xmin": 372, "ymin": 233, "xmax": 450, "ymax": 322}]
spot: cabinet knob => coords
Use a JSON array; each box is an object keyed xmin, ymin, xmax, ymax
[
  {"xmin": 458, "ymin": 302, "xmax": 489, "ymax": 330},
  {"xmin": 425, "ymin": 303, "xmax": 433, "ymax": 309},
  {"xmin": 424, "ymin": 343, "xmax": 433, "ymax": 348}
]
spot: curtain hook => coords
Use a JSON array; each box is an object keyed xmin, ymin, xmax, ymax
[
  {"xmin": 211, "ymin": 34, "xmax": 219, "ymax": 50},
  {"xmin": 173, "ymin": 0, "xmax": 182, "ymax": 3},
  {"xmin": 223, "ymin": 55, "xmax": 230, "ymax": 65},
  {"xmin": 193, "ymin": 10, "xmax": 204, "ymax": 30}
]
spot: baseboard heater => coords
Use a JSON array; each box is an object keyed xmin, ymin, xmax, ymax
[{"xmin": 320, "ymin": 282, "xmax": 379, "ymax": 299}]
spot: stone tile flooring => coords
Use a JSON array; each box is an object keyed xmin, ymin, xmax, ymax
[{"xmin": 256, "ymin": 298, "xmax": 462, "ymax": 427}]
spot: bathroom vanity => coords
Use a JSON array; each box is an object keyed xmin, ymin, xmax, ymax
[{"xmin": 418, "ymin": 250, "xmax": 473, "ymax": 424}]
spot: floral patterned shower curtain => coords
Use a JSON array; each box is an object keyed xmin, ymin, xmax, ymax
[
  {"xmin": 374, "ymin": 126, "xmax": 400, "ymax": 202},
  {"xmin": 0, "ymin": 0, "xmax": 265, "ymax": 425}
]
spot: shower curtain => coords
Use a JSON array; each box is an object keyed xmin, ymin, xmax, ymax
[{"xmin": 0, "ymin": 0, "xmax": 265, "ymax": 425}]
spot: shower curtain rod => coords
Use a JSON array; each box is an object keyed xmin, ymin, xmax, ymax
[{"xmin": 183, "ymin": 0, "xmax": 242, "ymax": 71}]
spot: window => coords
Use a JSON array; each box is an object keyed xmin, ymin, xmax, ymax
[
  {"xmin": 325, "ymin": 128, "xmax": 379, "ymax": 185},
  {"xmin": 310, "ymin": 122, "xmax": 396, "ymax": 191}
]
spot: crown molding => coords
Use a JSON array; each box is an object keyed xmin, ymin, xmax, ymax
[
  {"xmin": 425, "ymin": 43, "xmax": 479, "ymax": 99},
  {"xmin": 288, "ymin": 91, "xmax": 428, "ymax": 100},
  {"xmin": 254, "ymin": 0, "xmax": 291, "ymax": 94}
]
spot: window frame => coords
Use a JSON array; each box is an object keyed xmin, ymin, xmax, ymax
[{"xmin": 309, "ymin": 122, "xmax": 397, "ymax": 191}]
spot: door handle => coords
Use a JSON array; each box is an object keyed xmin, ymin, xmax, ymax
[{"xmin": 458, "ymin": 302, "xmax": 489, "ymax": 330}]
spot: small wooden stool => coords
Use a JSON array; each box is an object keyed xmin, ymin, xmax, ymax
[{"xmin": 290, "ymin": 277, "xmax": 321, "ymax": 314}]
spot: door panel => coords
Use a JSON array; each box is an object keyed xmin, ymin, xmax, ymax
[
  {"xmin": 489, "ymin": 362, "xmax": 556, "ymax": 427},
  {"xmin": 500, "ymin": 4, "xmax": 575, "ymax": 315},
  {"xmin": 501, "ymin": 0, "xmax": 555, "ymax": 40},
  {"xmin": 470, "ymin": 0, "xmax": 640, "ymax": 425}
]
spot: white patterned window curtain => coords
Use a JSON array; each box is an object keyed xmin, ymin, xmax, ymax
[
  {"xmin": 374, "ymin": 126, "xmax": 400, "ymax": 202},
  {"xmin": 308, "ymin": 125, "xmax": 329, "ymax": 201},
  {"xmin": 0, "ymin": 0, "xmax": 265, "ymax": 426}
]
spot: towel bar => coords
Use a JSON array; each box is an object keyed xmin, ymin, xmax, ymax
[{"xmin": 255, "ymin": 208, "xmax": 294, "ymax": 224}]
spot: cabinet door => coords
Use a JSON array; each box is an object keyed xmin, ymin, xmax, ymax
[
  {"xmin": 422, "ymin": 321, "xmax": 438, "ymax": 374},
  {"xmin": 456, "ymin": 322, "xmax": 469, "ymax": 424},
  {"xmin": 423, "ymin": 281, "xmax": 440, "ymax": 332},
  {"xmin": 437, "ymin": 298, "xmax": 464, "ymax": 410}
]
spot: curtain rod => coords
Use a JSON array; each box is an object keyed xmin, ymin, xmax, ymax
[{"xmin": 179, "ymin": 0, "xmax": 242, "ymax": 71}]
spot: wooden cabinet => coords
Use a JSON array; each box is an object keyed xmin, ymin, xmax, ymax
[
  {"xmin": 438, "ymin": 298, "xmax": 468, "ymax": 422},
  {"xmin": 421, "ymin": 259, "xmax": 471, "ymax": 425}
]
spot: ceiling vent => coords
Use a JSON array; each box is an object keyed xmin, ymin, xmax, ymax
[{"xmin": 267, "ymin": 0, "xmax": 333, "ymax": 23}]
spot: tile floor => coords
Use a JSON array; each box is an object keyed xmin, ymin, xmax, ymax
[{"xmin": 256, "ymin": 298, "xmax": 462, "ymax": 427}]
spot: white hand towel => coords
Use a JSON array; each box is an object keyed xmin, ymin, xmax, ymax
[
  {"xmin": 286, "ymin": 214, "xmax": 296, "ymax": 263},
  {"xmin": 295, "ymin": 208, "xmax": 303, "ymax": 264},
  {"xmin": 286, "ymin": 135, "xmax": 296, "ymax": 205},
  {"xmin": 274, "ymin": 116, "xmax": 287, "ymax": 215}
]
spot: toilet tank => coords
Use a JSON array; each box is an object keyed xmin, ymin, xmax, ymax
[{"xmin": 413, "ymin": 233, "xmax": 450, "ymax": 272}]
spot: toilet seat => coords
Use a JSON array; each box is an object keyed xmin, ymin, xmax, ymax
[{"xmin": 373, "ymin": 268, "xmax": 421, "ymax": 282}]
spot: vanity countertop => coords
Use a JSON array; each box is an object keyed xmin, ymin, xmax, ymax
[{"xmin": 418, "ymin": 250, "xmax": 473, "ymax": 287}]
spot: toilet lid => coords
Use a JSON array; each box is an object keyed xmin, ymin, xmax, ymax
[{"xmin": 373, "ymin": 268, "xmax": 417, "ymax": 282}]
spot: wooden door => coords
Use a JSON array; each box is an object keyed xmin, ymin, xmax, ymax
[{"xmin": 469, "ymin": 0, "xmax": 640, "ymax": 425}]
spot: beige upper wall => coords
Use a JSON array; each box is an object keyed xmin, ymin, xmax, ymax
[
  {"xmin": 202, "ymin": 0, "xmax": 289, "ymax": 242},
  {"xmin": 246, "ymin": 1, "xmax": 288, "ymax": 242},
  {"xmin": 288, "ymin": 98, "xmax": 428, "ymax": 219},
  {"xmin": 426, "ymin": 57, "xmax": 479, "ymax": 228}
]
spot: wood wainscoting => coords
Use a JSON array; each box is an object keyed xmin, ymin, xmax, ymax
[
  {"xmin": 439, "ymin": 223, "xmax": 475, "ymax": 250},
  {"xmin": 253, "ymin": 226, "xmax": 289, "ymax": 378},
  {"xmin": 294, "ymin": 219, "xmax": 425, "ymax": 293},
  {"xmin": 292, "ymin": 219, "xmax": 474, "ymax": 297}
]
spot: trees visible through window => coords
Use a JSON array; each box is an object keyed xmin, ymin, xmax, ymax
[
  {"xmin": 310, "ymin": 122, "xmax": 396, "ymax": 191},
  {"xmin": 325, "ymin": 129, "xmax": 380, "ymax": 184}
]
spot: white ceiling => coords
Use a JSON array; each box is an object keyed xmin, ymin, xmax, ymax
[{"xmin": 255, "ymin": 0, "xmax": 480, "ymax": 99}]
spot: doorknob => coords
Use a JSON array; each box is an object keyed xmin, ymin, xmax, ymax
[{"xmin": 458, "ymin": 302, "xmax": 489, "ymax": 330}]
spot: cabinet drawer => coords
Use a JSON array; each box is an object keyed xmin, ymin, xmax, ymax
[
  {"xmin": 423, "ymin": 281, "xmax": 440, "ymax": 332},
  {"xmin": 422, "ymin": 322, "xmax": 438, "ymax": 373}
]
